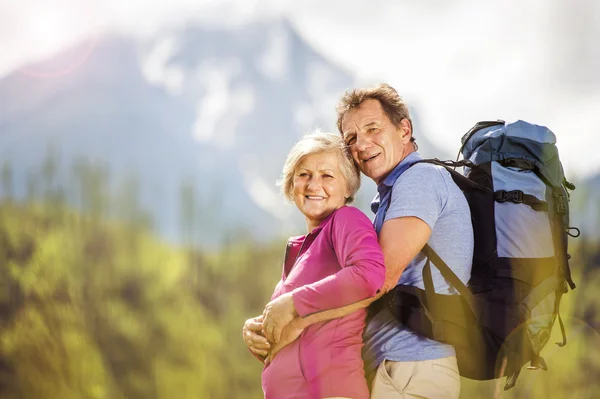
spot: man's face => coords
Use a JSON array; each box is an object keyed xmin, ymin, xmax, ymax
[{"xmin": 341, "ymin": 99, "xmax": 411, "ymax": 184}]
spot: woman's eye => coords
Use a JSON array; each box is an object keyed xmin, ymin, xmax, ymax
[
  {"xmin": 368, "ymin": 127, "xmax": 378, "ymax": 133},
  {"xmin": 323, "ymin": 174, "xmax": 333, "ymax": 179}
]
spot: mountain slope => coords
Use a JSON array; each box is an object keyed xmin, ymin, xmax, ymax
[{"xmin": 0, "ymin": 18, "xmax": 455, "ymax": 244}]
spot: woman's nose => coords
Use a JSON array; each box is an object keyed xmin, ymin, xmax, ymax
[{"xmin": 307, "ymin": 177, "xmax": 321, "ymax": 190}]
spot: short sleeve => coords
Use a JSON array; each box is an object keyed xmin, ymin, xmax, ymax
[{"xmin": 385, "ymin": 164, "xmax": 449, "ymax": 229}]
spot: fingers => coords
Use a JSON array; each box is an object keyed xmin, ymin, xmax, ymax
[
  {"xmin": 246, "ymin": 319, "xmax": 263, "ymax": 332},
  {"xmin": 263, "ymin": 322, "xmax": 274, "ymax": 343},
  {"xmin": 264, "ymin": 318, "xmax": 281, "ymax": 343},
  {"xmin": 245, "ymin": 329, "xmax": 269, "ymax": 347},
  {"xmin": 272, "ymin": 324, "xmax": 282, "ymax": 344},
  {"xmin": 243, "ymin": 325, "xmax": 271, "ymax": 355},
  {"xmin": 249, "ymin": 345, "xmax": 269, "ymax": 357}
]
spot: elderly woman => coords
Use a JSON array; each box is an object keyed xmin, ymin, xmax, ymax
[{"xmin": 242, "ymin": 132, "xmax": 386, "ymax": 399}]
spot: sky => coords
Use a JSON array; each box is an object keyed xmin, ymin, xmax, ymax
[{"xmin": 1, "ymin": 0, "xmax": 599, "ymax": 178}]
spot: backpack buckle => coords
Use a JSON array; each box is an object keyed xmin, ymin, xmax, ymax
[
  {"xmin": 554, "ymin": 192, "xmax": 567, "ymax": 214},
  {"xmin": 495, "ymin": 190, "xmax": 523, "ymax": 204}
]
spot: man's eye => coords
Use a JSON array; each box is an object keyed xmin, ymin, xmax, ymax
[
  {"xmin": 346, "ymin": 136, "xmax": 356, "ymax": 145},
  {"xmin": 368, "ymin": 127, "xmax": 378, "ymax": 133}
]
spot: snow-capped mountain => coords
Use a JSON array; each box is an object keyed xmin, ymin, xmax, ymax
[{"xmin": 0, "ymin": 18, "xmax": 500, "ymax": 244}]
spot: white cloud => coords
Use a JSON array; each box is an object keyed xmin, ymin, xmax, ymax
[
  {"xmin": 2, "ymin": 0, "xmax": 598, "ymax": 176},
  {"xmin": 141, "ymin": 36, "xmax": 185, "ymax": 96},
  {"xmin": 192, "ymin": 59, "xmax": 255, "ymax": 149},
  {"xmin": 255, "ymin": 24, "xmax": 290, "ymax": 80},
  {"xmin": 287, "ymin": 0, "xmax": 599, "ymax": 177}
]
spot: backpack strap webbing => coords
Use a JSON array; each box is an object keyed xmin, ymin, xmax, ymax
[
  {"xmin": 413, "ymin": 159, "xmax": 491, "ymax": 193},
  {"xmin": 421, "ymin": 244, "xmax": 477, "ymax": 317},
  {"xmin": 493, "ymin": 190, "xmax": 548, "ymax": 211}
]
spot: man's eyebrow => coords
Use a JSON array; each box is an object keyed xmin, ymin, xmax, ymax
[
  {"xmin": 344, "ymin": 121, "xmax": 379, "ymax": 137},
  {"xmin": 363, "ymin": 121, "xmax": 379, "ymax": 128}
]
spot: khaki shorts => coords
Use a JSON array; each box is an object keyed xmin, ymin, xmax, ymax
[{"xmin": 369, "ymin": 357, "xmax": 460, "ymax": 399}]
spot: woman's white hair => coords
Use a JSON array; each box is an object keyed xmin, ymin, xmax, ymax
[{"xmin": 278, "ymin": 130, "xmax": 361, "ymax": 204}]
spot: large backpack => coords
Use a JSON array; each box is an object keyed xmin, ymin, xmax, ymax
[{"xmin": 378, "ymin": 120, "xmax": 579, "ymax": 390}]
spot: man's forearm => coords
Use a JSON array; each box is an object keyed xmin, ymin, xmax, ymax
[{"xmin": 295, "ymin": 291, "xmax": 384, "ymax": 329}]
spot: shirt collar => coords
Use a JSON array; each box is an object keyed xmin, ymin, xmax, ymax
[
  {"xmin": 371, "ymin": 152, "xmax": 422, "ymax": 215},
  {"xmin": 379, "ymin": 152, "xmax": 423, "ymax": 189}
]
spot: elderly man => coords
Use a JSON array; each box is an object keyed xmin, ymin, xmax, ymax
[{"xmin": 244, "ymin": 84, "xmax": 473, "ymax": 399}]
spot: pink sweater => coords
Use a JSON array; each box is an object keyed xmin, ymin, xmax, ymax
[{"xmin": 261, "ymin": 206, "xmax": 385, "ymax": 399}]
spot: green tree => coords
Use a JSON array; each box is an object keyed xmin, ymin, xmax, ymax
[{"xmin": 0, "ymin": 161, "xmax": 12, "ymax": 202}]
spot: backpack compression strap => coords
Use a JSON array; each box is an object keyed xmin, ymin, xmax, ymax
[
  {"xmin": 493, "ymin": 189, "xmax": 548, "ymax": 211},
  {"xmin": 421, "ymin": 244, "xmax": 475, "ymax": 310},
  {"xmin": 422, "ymin": 243, "xmax": 525, "ymax": 391}
]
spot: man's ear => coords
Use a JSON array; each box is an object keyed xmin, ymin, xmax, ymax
[{"xmin": 399, "ymin": 118, "xmax": 412, "ymax": 144}]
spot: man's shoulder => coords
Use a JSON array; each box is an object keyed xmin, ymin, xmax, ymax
[
  {"xmin": 407, "ymin": 161, "xmax": 447, "ymax": 175},
  {"xmin": 393, "ymin": 161, "xmax": 448, "ymax": 190}
]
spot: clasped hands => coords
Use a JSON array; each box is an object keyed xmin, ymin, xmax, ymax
[{"xmin": 242, "ymin": 292, "xmax": 304, "ymax": 363}]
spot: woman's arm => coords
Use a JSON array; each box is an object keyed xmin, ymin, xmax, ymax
[
  {"xmin": 265, "ymin": 212, "xmax": 433, "ymax": 344},
  {"xmin": 263, "ymin": 207, "xmax": 386, "ymax": 343},
  {"xmin": 291, "ymin": 206, "xmax": 386, "ymax": 317},
  {"xmin": 295, "ymin": 216, "xmax": 431, "ymax": 326}
]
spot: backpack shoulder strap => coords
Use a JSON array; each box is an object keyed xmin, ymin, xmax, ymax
[{"xmin": 413, "ymin": 159, "xmax": 491, "ymax": 193}]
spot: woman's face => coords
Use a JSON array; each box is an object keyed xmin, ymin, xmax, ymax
[{"xmin": 292, "ymin": 151, "xmax": 349, "ymax": 232}]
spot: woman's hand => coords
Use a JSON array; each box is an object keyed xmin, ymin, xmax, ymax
[
  {"xmin": 242, "ymin": 315, "xmax": 271, "ymax": 358},
  {"xmin": 262, "ymin": 292, "xmax": 298, "ymax": 344},
  {"xmin": 266, "ymin": 316, "xmax": 305, "ymax": 364}
]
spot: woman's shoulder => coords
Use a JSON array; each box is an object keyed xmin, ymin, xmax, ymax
[
  {"xmin": 330, "ymin": 206, "xmax": 373, "ymax": 229},
  {"xmin": 333, "ymin": 205, "xmax": 369, "ymax": 218}
]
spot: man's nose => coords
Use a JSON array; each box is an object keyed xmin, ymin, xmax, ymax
[{"xmin": 355, "ymin": 133, "xmax": 370, "ymax": 152}]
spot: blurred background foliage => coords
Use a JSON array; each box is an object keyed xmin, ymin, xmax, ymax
[
  {"xmin": 0, "ymin": 157, "xmax": 284, "ymax": 398},
  {"xmin": 0, "ymin": 153, "xmax": 598, "ymax": 399}
]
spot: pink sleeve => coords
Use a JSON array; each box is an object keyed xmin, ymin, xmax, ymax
[{"xmin": 292, "ymin": 207, "xmax": 386, "ymax": 317}]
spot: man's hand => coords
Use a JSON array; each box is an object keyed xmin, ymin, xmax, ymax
[
  {"xmin": 242, "ymin": 315, "xmax": 271, "ymax": 358},
  {"xmin": 266, "ymin": 316, "xmax": 304, "ymax": 364},
  {"xmin": 262, "ymin": 292, "xmax": 298, "ymax": 344}
]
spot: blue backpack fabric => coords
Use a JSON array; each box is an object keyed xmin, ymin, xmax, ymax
[{"xmin": 377, "ymin": 120, "xmax": 578, "ymax": 390}]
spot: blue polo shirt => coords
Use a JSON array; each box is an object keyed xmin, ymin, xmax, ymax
[{"xmin": 362, "ymin": 152, "xmax": 474, "ymax": 373}]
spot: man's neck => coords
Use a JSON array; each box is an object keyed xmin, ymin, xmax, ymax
[{"xmin": 375, "ymin": 149, "xmax": 417, "ymax": 185}]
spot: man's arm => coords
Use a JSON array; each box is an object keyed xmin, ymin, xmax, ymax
[
  {"xmin": 378, "ymin": 216, "xmax": 432, "ymax": 293},
  {"xmin": 295, "ymin": 216, "xmax": 432, "ymax": 328}
]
